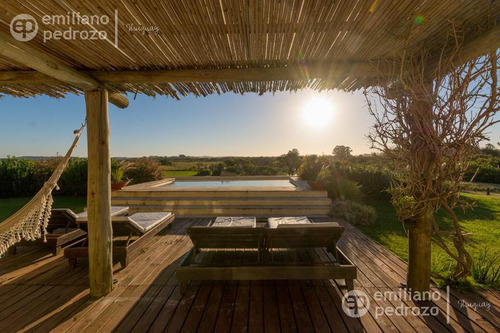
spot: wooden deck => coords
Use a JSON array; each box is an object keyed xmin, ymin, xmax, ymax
[{"xmin": 0, "ymin": 217, "xmax": 498, "ymax": 332}]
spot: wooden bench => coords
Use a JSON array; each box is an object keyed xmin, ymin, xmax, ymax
[
  {"xmin": 64, "ymin": 212, "xmax": 175, "ymax": 268},
  {"xmin": 177, "ymin": 220, "xmax": 356, "ymax": 293}
]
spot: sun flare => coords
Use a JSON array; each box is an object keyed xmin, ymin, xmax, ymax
[{"xmin": 301, "ymin": 97, "xmax": 335, "ymax": 129}]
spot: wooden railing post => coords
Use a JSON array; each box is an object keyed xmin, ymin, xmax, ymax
[{"xmin": 85, "ymin": 89, "xmax": 113, "ymax": 297}]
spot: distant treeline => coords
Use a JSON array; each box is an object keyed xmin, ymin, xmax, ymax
[{"xmin": 1, "ymin": 144, "xmax": 498, "ymax": 198}]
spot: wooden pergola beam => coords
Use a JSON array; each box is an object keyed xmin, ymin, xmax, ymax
[
  {"xmin": 0, "ymin": 61, "xmax": 389, "ymax": 86},
  {"xmin": 0, "ymin": 32, "xmax": 128, "ymax": 108},
  {"xmin": 454, "ymin": 25, "xmax": 500, "ymax": 65},
  {"xmin": 89, "ymin": 62, "xmax": 387, "ymax": 83}
]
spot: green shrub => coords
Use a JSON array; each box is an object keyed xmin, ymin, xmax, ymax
[
  {"xmin": 318, "ymin": 171, "xmax": 364, "ymax": 202},
  {"xmin": 464, "ymin": 158, "xmax": 500, "ymax": 183},
  {"xmin": 345, "ymin": 166, "xmax": 391, "ymax": 198},
  {"xmin": 58, "ymin": 158, "xmax": 88, "ymax": 196},
  {"xmin": 0, "ymin": 157, "xmax": 88, "ymax": 197},
  {"xmin": 0, "ymin": 157, "xmax": 37, "ymax": 197},
  {"xmin": 331, "ymin": 199, "xmax": 377, "ymax": 225},
  {"xmin": 196, "ymin": 169, "xmax": 211, "ymax": 176},
  {"xmin": 471, "ymin": 249, "xmax": 500, "ymax": 287},
  {"xmin": 124, "ymin": 157, "xmax": 163, "ymax": 184},
  {"xmin": 317, "ymin": 166, "xmax": 364, "ymax": 202},
  {"xmin": 33, "ymin": 157, "xmax": 88, "ymax": 196},
  {"xmin": 298, "ymin": 155, "xmax": 328, "ymax": 181}
]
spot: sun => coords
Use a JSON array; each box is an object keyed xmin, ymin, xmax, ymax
[{"xmin": 301, "ymin": 97, "xmax": 335, "ymax": 129}]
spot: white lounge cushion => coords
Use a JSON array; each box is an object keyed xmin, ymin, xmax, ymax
[
  {"xmin": 267, "ymin": 216, "xmax": 311, "ymax": 229},
  {"xmin": 76, "ymin": 206, "xmax": 129, "ymax": 221},
  {"xmin": 277, "ymin": 222, "xmax": 340, "ymax": 228},
  {"xmin": 51, "ymin": 208, "xmax": 79, "ymax": 220},
  {"xmin": 127, "ymin": 212, "xmax": 173, "ymax": 233},
  {"xmin": 212, "ymin": 216, "xmax": 256, "ymax": 228}
]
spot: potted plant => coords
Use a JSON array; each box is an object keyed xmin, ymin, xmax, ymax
[
  {"xmin": 111, "ymin": 161, "xmax": 132, "ymax": 191},
  {"xmin": 308, "ymin": 180, "xmax": 326, "ymax": 190}
]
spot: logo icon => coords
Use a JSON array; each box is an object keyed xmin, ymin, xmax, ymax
[
  {"xmin": 10, "ymin": 14, "xmax": 38, "ymax": 41},
  {"xmin": 342, "ymin": 290, "xmax": 370, "ymax": 318}
]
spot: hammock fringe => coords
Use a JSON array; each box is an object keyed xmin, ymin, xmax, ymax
[{"xmin": 0, "ymin": 124, "xmax": 85, "ymax": 257}]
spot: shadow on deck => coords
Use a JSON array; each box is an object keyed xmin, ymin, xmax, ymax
[{"xmin": 0, "ymin": 217, "xmax": 498, "ymax": 332}]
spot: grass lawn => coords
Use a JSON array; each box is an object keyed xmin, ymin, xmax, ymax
[
  {"xmin": 162, "ymin": 170, "xmax": 199, "ymax": 177},
  {"xmin": 0, "ymin": 196, "xmax": 87, "ymax": 222},
  {"xmin": 360, "ymin": 193, "xmax": 500, "ymax": 287}
]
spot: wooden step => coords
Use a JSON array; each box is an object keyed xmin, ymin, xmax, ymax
[
  {"xmin": 111, "ymin": 198, "xmax": 332, "ymax": 206},
  {"xmin": 112, "ymin": 190, "xmax": 328, "ymax": 198},
  {"xmin": 127, "ymin": 206, "xmax": 331, "ymax": 216}
]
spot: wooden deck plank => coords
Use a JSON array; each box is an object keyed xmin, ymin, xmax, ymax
[
  {"xmin": 212, "ymin": 285, "xmax": 238, "ymax": 333},
  {"xmin": 262, "ymin": 281, "xmax": 281, "ymax": 333},
  {"xmin": 248, "ymin": 281, "xmax": 264, "ymax": 333},
  {"xmin": 276, "ymin": 283, "xmax": 298, "ymax": 333},
  {"xmin": 196, "ymin": 283, "xmax": 225, "ymax": 333},
  {"xmin": 178, "ymin": 282, "xmax": 213, "ymax": 332},
  {"xmin": 231, "ymin": 284, "xmax": 250, "ymax": 333},
  {"xmin": 0, "ymin": 217, "xmax": 497, "ymax": 333}
]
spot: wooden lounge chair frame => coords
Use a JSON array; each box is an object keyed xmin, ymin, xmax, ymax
[
  {"xmin": 45, "ymin": 209, "xmax": 87, "ymax": 255},
  {"xmin": 64, "ymin": 212, "xmax": 175, "ymax": 268},
  {"xmin": 10, "ymin": 208, "xmax": 87, "ymax": 256},
  {"xmin": 177, "ymin": 222, "xmax": 356, "ymax": 293}
]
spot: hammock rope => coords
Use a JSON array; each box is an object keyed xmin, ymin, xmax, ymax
[{"xmin": 0, "ymin": 124, "xmax": 86, "ymax": 257}]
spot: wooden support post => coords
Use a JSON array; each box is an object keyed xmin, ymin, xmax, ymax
[
  {"xmin": 85, "ymin": 89, "xmax": 113, "ymax": 297},
  {"xmin": 407, "ymin": 207, "xmax": 433, "ymax": 294},
  {"xmin": 406, "ymin": 82, "xmax": 434, "ymax": 294}
]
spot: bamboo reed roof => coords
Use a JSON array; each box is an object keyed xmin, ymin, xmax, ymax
[{"xmin": 0, "ymin": 0, "xmax": 499, "ymax": 100}]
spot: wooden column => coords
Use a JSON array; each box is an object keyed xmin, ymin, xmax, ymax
[
  {"xmin": 406, "ymin": 82, "xmax": 434, "ymax": 294},
  {"xmin": 85, "ymin": 89, "xmax": 113, "ymax": 297}
]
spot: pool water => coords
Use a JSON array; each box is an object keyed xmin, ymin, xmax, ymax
[{"xmin": 165, "ymin": 179, "xmax": 295, "ymax": 188}]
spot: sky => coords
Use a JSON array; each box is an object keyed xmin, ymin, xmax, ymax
[{"xmin": 0, "ymin": 89, "xmax": 498, "ymax": 158}]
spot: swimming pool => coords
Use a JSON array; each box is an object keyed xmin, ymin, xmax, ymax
[{"xmin": 164, "ymin": 179, "xmax": 295, "ymax": 188}]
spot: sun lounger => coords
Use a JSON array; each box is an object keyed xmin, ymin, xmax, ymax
[
  {"xmin": 177, "ymin": 217, "xmax": 356, "ymax": 293},
  {"xmin": 10, "ymin": 207, "xmax": 130, "ymax": 256},
  {"xmin": 64, "ymin": 211, "xmax": 175, "ymax": 268}
]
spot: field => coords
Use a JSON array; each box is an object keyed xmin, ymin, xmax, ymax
[
  {"xmin": 360, "ymin": 193, "xmax": 500, "ymax": 287},
  {"xmin": 160, "ymin": 161, "xmax": 219, "ymax": 177},
  {"xmin": 162, "ymin": 170, "xmax": 198, "ymax": 177}
]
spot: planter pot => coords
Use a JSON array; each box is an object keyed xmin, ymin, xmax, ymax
[
  {"xmin": 111, "ymin": 180, "xmax": 131, "ymax": 191},
  {"xmin": 308, "ymin": 181, "xmax": 326, "ymax": 190}
]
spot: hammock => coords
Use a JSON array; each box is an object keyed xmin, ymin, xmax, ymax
[{"xmin": 0, "ymin": 124, "xmax": 85, "ymax": 257}]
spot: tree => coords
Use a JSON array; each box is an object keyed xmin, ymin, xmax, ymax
[
  {"xmin": 332, "ymin": 145, "xmax": 353, "ymax": 160},
  {"xmin": 279, "ymin": 149, "xmax": 302, "ymax": 175},
  {"xmin": 365, "ymin": 25, "xmax": 499, "ymax": 293}
]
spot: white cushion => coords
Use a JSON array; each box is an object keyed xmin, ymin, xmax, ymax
[
  {"xmin": 76, "ymin": 206, "xmax": 129, "ymax": 221},
  {"xmin": 212, "ymin": 216, "xmax": 256, "ymax": 227},
  {"xmin": 127, "ymin": 212, "xmax": 173, "ymax": 233},
  {"xmin": 267, "ymin": 216, "xmax": 311, "ymax": 229}
]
